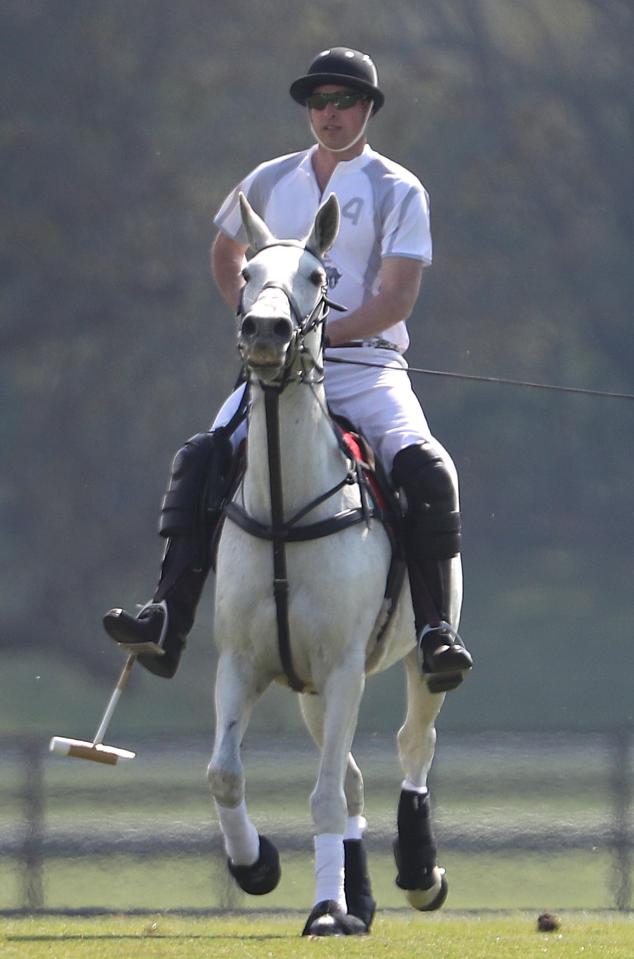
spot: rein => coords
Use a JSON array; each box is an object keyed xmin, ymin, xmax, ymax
[{"xmin": 324, "ymin": 353, "xmax": 634, "ymax": 403}]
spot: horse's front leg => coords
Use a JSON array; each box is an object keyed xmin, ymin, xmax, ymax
[
  {"xmin": 394, "ymin": 649, "xmax": 448, "ymax": 911},
  {"xmin": 300, "ymin": 694, "xmax": 376, "ymax": 932},
  {"xmin": 207, "ymin": 652, "xmax": 280, "ymax": 896},
  {"xmin": 301, "ymin": 651, "xmax": 370, "ymax": 936}
]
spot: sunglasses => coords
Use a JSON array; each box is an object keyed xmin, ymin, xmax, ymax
[{"xmin": 305, "ymin": 91, "xmax": 369, "ymax": 111}]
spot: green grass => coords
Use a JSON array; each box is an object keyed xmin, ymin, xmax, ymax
[{"xmin": 1, "ymin": 914, "xmax": 633, "ymax": 959}]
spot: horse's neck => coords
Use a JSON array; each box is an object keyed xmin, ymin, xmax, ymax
[{"xmin": 243, "ymin": 381, "xmax": 347, "ymax": 521}]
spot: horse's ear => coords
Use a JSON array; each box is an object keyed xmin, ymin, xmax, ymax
[
  {"xmin": 306, "ymin": 194, "xmax": 339, "ymax": 257},
  {"xmin": 239, "ymin": 192, "xmax": 275, "ymax": 252}
]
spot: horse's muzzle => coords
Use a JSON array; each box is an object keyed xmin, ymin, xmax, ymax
[{"xmin": 239, "ymin": 312, "xmax": 294, "ymax": 373}]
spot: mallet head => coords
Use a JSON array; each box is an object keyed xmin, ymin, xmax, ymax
[{"xmin": 49, "ymin": 736, "xmax": 135, "ymax": 765}]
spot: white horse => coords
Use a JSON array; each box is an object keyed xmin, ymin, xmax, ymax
[{"xmin": 207, "ymin": 193, "xmax": 460, "ymax": 936}]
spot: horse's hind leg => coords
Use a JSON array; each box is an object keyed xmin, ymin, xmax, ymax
[
  {"xmin": 207, "ymin": 652, "xmax": 280, "ymax": 895},
  {"xmin": 301, "ymin": 694, "xmax": 376, "ymax": 930},
  {"xmin": 394, "ymin": 649, "xmax": 448, "ymax": 911}
]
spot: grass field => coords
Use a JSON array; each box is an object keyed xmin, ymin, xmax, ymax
[{"xmin": 2, "ymin": 913, "xmax": 633, "ymax": 958}]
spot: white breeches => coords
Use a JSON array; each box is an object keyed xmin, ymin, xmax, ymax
[{"xmin": 212, "ymin": 348, "xmax": 453, "ymax": 476}]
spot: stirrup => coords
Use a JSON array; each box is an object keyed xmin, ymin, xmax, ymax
[
  {"xmin": 106, "ymin": 600, "xmax": 169, "ymax": 656},
  {"xmin": 418, "ymin": 621, "xmax": 472, "ymax": 694}
]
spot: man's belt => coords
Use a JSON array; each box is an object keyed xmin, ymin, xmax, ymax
[{"xmin": 327, "ymin": 337, "xmax": 403, "ymax": 353}]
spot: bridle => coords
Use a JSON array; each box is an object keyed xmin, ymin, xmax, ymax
[
  {"xmin": 227, "ymin": 240, "xmax": 381, "ymax": 694},
  {"xmin": 236, "ymin": 240, "xmax": 343, "ymax": 390}
]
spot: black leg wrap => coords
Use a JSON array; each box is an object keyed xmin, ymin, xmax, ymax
[
  {"xmin": 394, "ymin": 790, "xmax": 437, "ymax": 888},
  {"xmin": 344, "ymin": 839, "xmax": 376, "ymax": 930},
  {"xmin": 227, "ymin": 834, "xmax": 281, "ymax": 896},
  {"xmin": 393, "ymin": 790, "xmax": 448, "ymax": 911}
]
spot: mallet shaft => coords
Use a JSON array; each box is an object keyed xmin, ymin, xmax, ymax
[{"xmin": 93, "ymin": 654, "xmax": 136, "ymax": 745}]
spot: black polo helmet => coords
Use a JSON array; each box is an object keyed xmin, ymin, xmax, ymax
[{"xmin": 290, "ymin": 47, "xmax": 385, "ymax": 114}]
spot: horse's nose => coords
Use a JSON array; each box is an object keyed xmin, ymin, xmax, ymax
[{"xmin": 240, "ymin": 313, "xmax": 294, "ymax": 344}]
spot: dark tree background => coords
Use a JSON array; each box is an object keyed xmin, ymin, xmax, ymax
[{"xmin": 2, "ymin": 0, "xmax": 632, "ymax": 736}]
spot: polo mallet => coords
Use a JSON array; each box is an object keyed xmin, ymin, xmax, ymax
[{"xmin": 49, "ymin": 653, "xmax": 137, "ymax": 765}]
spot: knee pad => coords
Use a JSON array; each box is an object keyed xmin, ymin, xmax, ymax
[
  {"xmin": 392, "ymin": 443, "xmax": 461, "ymax": 559},
  {"xmin": 159, "ymin": 430, "xmax": 234, "ymax": 538}
]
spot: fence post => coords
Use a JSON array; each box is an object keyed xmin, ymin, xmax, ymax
[
  {"xmin": 21, "ymin": 738, "xmax": 45, "ymax": 911},
  {"xmin": 609, "ymin": 727, "xmax": 632, "ymax": 912}
]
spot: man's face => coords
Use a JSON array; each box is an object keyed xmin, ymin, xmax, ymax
[{"xmin": 308, "ymin": 84, "xmax": 371, "ymax": 153}]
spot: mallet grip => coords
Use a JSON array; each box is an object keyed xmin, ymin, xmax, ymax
[{"xmin": 68, "ymin": 743, "xmax": 119, "ymax": 765}]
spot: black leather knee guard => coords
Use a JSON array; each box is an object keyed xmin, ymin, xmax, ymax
[
  {"xmin": 392, "ymin": 443, "xmax": 461, "ymax": 560},
  {"xmin": 159, "ymin": 429, "xmax": 234, "ymax": 538}
]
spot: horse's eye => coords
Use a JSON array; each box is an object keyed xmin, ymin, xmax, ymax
[
  {"xmin": 242, "ymin": 268, "xmax": 251, "ymax": 283},
  {"xmin": 309, "ymin": 269, "xmax": 324, "ymax": 286}
]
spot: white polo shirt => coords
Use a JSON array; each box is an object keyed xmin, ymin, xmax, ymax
[{"xmin": 213, "ymin": 144, "xmax": 432, "ymax": 353}]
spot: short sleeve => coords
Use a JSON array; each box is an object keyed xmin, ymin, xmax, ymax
[
  {"xmin": 213, "ymin": 170, "xmax": 259, "ymax": 244},
  {"xmin": 381, "ymin": 183, "xmax": 432, "ymax": 265}
]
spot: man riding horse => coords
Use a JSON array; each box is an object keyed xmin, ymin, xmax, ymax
[{"xmin": 103, "ymin": 46, "xmax": 473, "ymax": 692}]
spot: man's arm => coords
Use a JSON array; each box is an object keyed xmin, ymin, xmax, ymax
[
  {"xmin": 211, "ymin": 231, "xmax": 249, "ymax": 312},
  {"xmin": 326, "ymin": 256, "xmax": 424, "ymax": 346}
]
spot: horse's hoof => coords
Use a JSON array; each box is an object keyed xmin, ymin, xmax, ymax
[
  {"xmin": 301, "ymin": 900, "xmax": 369, "ymax": 937},
  {"xmin": 227, "ymin": 834, "xmax": 281, "ymax": 895},
  {"xmin": 404, "ymin": 867, "xmax": 448, "ymax": 911}
]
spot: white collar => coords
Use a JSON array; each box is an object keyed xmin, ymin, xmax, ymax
[{"xmin": 301, "ymin": 143, "xmax": 373, "ymax": 176}]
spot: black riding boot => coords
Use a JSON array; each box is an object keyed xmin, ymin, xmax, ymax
[
  {"xmin": 103, "ymin": 429, "xmax": 235, "ymax": 678},
  {"xmin": 392, "ymin": 443, "xmax": 473, "ymax": 692}
]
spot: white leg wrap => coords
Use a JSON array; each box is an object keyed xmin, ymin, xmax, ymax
[
  {"xmin": 343, "ymin": 815, "xmax": 367, "ymax": 841},
  {"xmin": 402, "ymin": 779, "xmax": 429, "ymax": 795},
  {"xmin": 215, "ymin": 799, "xmax": 259, "ymax": 866},
  {"xmin": 314, "ymin": 833, "xmax": 346, "ymax": 909}
]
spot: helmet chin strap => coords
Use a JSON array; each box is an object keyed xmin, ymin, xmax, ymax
[{"xmin": 309, "ymin": 102, "xmax": 373, "ymax": 155}]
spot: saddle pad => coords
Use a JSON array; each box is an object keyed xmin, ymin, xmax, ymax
[{"xmin": 340, "ymin": 429, "xmax": 387, "ymax": 510}]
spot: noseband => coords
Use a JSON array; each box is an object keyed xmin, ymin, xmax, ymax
[{"xmin": 237, "ymin": 241, "xmax": 344, "ymax": 388}]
